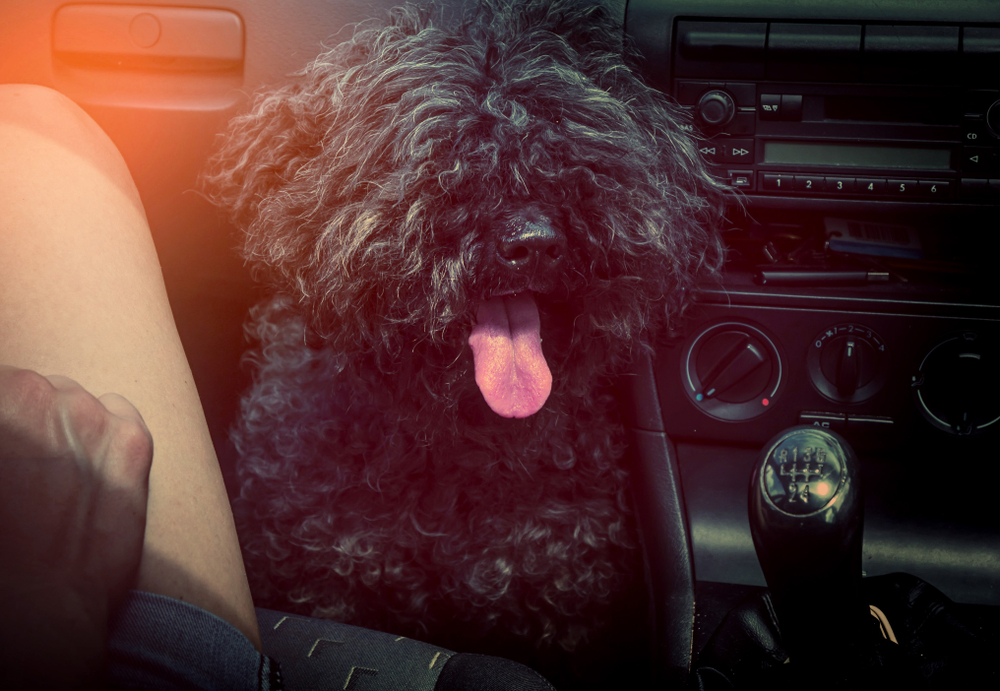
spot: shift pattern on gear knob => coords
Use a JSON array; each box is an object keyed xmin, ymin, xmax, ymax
[{"xmin": 761, "ymin": 429, "xmax": 848, "ymax": 515}]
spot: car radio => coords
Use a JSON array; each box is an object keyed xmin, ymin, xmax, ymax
[
  {"xmin": 631, "ymin": 17, "xmax": 1000, "ymax": 449},
  {"xmin": 668, "ymin": 20, "xmax": 1000, "ymax": 203}
]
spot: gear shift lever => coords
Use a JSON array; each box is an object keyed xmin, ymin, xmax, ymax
[{"xmin": 748, "ymin": 426, "xmax": 872, "ymax": 669}]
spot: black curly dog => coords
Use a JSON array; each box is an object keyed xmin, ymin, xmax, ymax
[{"xmin": 205, "ymin": 0, "xmax": 725, "ymax": 684}]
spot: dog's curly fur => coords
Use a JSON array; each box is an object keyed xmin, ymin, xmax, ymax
[{"xmin": 204, "ymin": 0, "xmax": 725, "ymax": 682}]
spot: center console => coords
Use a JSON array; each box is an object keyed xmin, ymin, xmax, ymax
[
  {"xmin": 661, "ymin": 269, "xmax": 1000, "ymax": 599},
  {"xmin": 622, "ymin": 0, "xmax": 1000, "ymax": 684}
]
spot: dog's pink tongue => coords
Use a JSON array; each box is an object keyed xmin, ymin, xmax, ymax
[{"xmin": 469, "ymin": 293, "xmax": 552, "ymax": 418}]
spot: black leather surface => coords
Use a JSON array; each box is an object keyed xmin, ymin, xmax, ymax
[
  {"xmin": 690, "ymin": 574, "xmax": 999, "ymax": 690},
  {"xmin": 622, "ymin": 353, "xmax": 698, "ymax": 687},
  {"xmin": 691, "ymin": 591, "xmax": 787, "ymax": 688}
]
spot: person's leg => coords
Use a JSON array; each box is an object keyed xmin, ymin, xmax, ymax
[{"xmin": 0, "ymin": 83, "xmax": 261, "ymax": 649}]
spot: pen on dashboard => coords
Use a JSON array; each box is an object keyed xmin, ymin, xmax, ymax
[{"xmin": 755, "ymin": 269, "xmax": 891, "ymax": 286}]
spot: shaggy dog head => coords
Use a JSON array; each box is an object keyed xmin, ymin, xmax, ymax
[{"xmin": 204, "ymin": 0, "xmax": 726, "ymax": 420}]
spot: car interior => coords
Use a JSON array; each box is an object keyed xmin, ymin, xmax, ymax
[{"xmin": 2, "ymin": 0, "xmax": 998, "ymax": 688}]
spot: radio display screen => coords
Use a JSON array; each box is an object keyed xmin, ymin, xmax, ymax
[{"xmin": 763, "ymin": 141, "xmax": 952, "ymax": 170}]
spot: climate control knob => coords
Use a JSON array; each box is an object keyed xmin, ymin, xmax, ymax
[
  {"xmin": 913, "ymin": 332, "xmax": 1000, "ymax": 436},
  {"xmin": 808, "ymin": 324, "xmax": 889, "ymax": 404},
  {"xmin": 682, "ymin": 320, "xmax": 785, "ymax": 421}
]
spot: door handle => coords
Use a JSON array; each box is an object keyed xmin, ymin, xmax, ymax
[{"xmin": 54, "ymin": 4, "xmax": 243, "ymax": 71}]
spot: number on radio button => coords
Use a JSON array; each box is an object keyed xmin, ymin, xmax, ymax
[
  {"xmin": 888, "ymin": 179, "xmax": 918, "ymax": 195},
  {"xmin": 856, "ymin": 178, "xmax": 887, "ymax": 194},
  {"xmin": 762, "ymin": 174, "xmax": 793, "ymax": 192},
  {"xmin": 918, "ymin": 180, "xmax": 951, "ymax": 198},
  {"xmin": 825, "ymin": 177, "xmax": 855, "ymax": 193},
  {"xmin": 794, "ymin": 175, "xmax": 825, "ymax": 192}
]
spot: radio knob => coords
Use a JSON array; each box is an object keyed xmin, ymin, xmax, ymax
[
  {"xmin": 696, "ymin": 89, "xmax": 736, "ymax": 128},
  {"xmin": 986, "ymin": 99, "xmax": 1000, "ymax": 138}
]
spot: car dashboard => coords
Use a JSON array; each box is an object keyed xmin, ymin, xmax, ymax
[
  {"xmin": 620, "ymin": 0, "xmax": 1000, "ymax": 683},
  {"xmin": 1, "ymin": 0, "xmax": 997, "ymax": 687}
]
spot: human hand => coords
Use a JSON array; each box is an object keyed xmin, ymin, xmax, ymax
[{"xmin": 0, "ymin": 366, "xmax": 153, "ymax": 689}]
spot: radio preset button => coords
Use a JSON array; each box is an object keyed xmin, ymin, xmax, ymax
[
  {"xmin": 855, "ymin": 178, "xmax": 887, "ymax": 195},
  {"xmin": 794, "ymin": 175, "xmax": 825, "ymax": 193},
  {"xmin": 825, "ymin": 176, "xmax": 855, "ymax": 193},
  {"xmin": 721, "ymin": 139, "xmax": 754, "ymax": 163},
  {"xmin": 918, "ymin": 180, "xmax": 951, "ymax": 198},
  {"xmin": 761, "ymin": 173, "xmax": 793, "ymax": 192},
  {"xmin": 760, "ymin": 94, "xmax": 781, "ymax": 120},
  {"xmin": 887, "ymin": 179, "xmax": 918, "ymax": 196}
]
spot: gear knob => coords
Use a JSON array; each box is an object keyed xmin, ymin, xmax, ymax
[{"xmin": 748, "ymin": 426, "xmax": 871, "ymax": 667}]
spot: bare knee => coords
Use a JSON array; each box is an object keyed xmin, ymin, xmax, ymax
[
  {"xmin": 1, "ymin": 84, "xmax": 105, "ymax": 142},
  {"xmin": 0, "ymin": 84, "xmax": 140, "ymax": 205},
  {"xmin": 0, "ymin": 83, "xmax": 77, "ymax": 113}
]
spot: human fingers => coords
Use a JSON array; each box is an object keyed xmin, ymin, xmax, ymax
[
  {"xmin": 97, "ymin": 391, "xmax": 149, "ymax": 431},
  {"xmin": 30, "ymin": 373, "xmax": 152, "ymax": 601},
  {"xmin": 96, "ymin": 391, "xmax": 154, "ymax": 488},
  {"xmin": 42, "ymin": 375, "xmax": 153, "ymax": 482},
  {"xmin": 46, "ymin": 374, "xmax": 150, "ymax": 437},
  {"xmin": 0, "ymin": 366, "xmax": 67, "ymax": 458},
  {"xmin": 0, "ymin": 369, "xmax": 152, "ymax": 563}
]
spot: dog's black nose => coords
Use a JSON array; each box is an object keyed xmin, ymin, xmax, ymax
[{"xmin": 497, "ymin": 217, "xmax": 567, "ymax": 275}]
